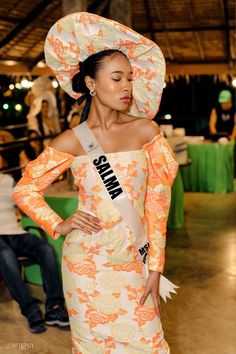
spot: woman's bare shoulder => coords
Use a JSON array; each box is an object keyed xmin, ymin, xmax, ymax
[
  {"xmin": 49, "ymin": 129, "xmax": 79, "ymax": 156},
  {"xmin": 132, "ymin": 118, "xmax": 161, "ymax": 143},
  {"xmin": 120, "ymin": 113, "xmax": 160, "ymax": 144}
]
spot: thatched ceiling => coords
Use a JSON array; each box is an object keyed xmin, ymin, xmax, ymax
[{"xmin": 0, "ymin": 0, "xmax": 235, "ymax": 75}]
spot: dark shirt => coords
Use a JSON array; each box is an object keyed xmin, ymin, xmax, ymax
[{"xmin": 215, "ymin": 104, "xmax": 235, "ymax": 134}]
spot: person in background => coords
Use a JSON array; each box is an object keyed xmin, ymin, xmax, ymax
[
  {"xmin": 26, "ymin": 76, "xmax": 61, "ymax": 137},
  {"xmin": 209, "ymin": 89, "xmax": 236, "ymax": 140},
  {"xmin": 19, "ymin": 130, "xmax": 43, "ymax": 168},
  {"xmin": 0, "ymin": 135, "xmax": 6, "ymax": 169},
  {"xmin": 0, "ymin": 130, "xmax": 22, "ymax": 181},
  {"xmin": 0, "ymin": 173, "xmax": 69, "ymax": 333},
  {"xmin": 67, "ymin": 101, "xmax": 86, "ymax": 128},
  {"xmin": 0, "ymin": 130, "xmax": 14, "ymax": 169},
  {"xmin": 36, "ymin": 99, "xmax": 61, "ymax": 141}
]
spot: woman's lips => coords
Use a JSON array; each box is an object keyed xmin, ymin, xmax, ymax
[{"xmin": 120, "ymin": 97, "xmax": 131, "ymax": 104}]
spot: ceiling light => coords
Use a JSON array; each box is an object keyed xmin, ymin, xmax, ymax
[
  {"xmin": 15, "ymin": 83, "xmax": 22, "ymax": 89},
  {"xmin": 4, "ymin": 60, "xmax": 17, "ymax": 66},
  {"xmin": 21, "ymin": 78, "xmax": 33, "ymax": 88},
  {"xmin": 52, "ymin": 79, "xmax": 58, "ymax": 88},
  {"xmin": 15, "ymin": 104, "xmax": 22, "ymax": 111},
  {"xmin": 37, "ymin": 61, "xmax": 46, "ymax": 68}
]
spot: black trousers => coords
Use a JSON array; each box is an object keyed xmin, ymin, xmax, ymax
[{"xmin": 0, "ymin": 233, "xmax": 64, "ymax": 319}]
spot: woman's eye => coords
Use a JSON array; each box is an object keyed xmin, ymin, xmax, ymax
[{"xmin": 112, "ymin": 78, "xmax": 121, "ymax": 82}]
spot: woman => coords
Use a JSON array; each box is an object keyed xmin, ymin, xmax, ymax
[
  {"xmin": 13, "ymin": 12, "xmax": 178, "ymax": 353},
  {"xmin": 26, "ymin": 76, "xmax": 61, "ymax": 139},
  {"xmin": 35, "ymin": 99, "xmax": 61, "ymax": 146}
]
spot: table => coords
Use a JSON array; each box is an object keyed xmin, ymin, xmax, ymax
[
  {"xmin": 181, "ymin": 141, "xmax": 235, "ymax": 193},
  {"xmin": 22, "ymin": 174, "xmax": 184, "ymax": 284}
]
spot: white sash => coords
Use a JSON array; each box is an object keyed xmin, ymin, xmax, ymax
[{"xmin": 72, "ymin": 121, "xmax": 178, "ymax": 302}]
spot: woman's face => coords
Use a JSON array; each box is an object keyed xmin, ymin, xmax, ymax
[{"xmin": 91, "ymin": 53, "xmax": 133, "ymax": 112}]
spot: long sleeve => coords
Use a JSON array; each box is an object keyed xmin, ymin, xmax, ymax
[
  {"xmin": 13, "ymin": 145, "xmax": 75, "ymax": 239},
  {"xmin": 142, "ymin": 132, "xmax": 179, "ymax": 272}
]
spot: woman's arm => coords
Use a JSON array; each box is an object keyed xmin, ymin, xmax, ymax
[
  {"xmin": 13, "ymin": 132, "xmax": 76, "ymax": 239},
  {"xmin": 139, "ymin": 121, "xmax": 178, "ymax": 314}
]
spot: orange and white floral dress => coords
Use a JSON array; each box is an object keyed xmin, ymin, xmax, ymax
[{"xmin": 13, "ymin": 132, "xmax": 178, "ymax": 354}]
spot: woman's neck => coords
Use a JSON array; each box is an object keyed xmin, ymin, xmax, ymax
[{"xmin": 86, "ymin": 101, "xmax": 120, "ymax": 131}]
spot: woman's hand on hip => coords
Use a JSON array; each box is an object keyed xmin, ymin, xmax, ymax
[
  {"xmin": 140, "ymin": 270, "xmax": 161, "ymax": 316},
  {"xmin": 55, "ymin": 210, "xmax": 102, "ymax": 236}
]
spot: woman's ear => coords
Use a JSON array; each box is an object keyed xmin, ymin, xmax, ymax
[{"xmin": 85, "ymin": 76, "xmax": 95, "ymax": 92}]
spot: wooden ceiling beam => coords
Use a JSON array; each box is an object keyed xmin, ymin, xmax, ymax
[
  {"xmin": 0, "ymin": 16, "xmax": 23, "ymax": 23},
  {"xmin": 222, "ymin": 0, "xmax": 231, "ymax": 63},
  {"xmin": 167, "ymin": 63, "xmax": 236, "ymax": 75},
  {"xmin": 87, "ymin": 0, "xmax": 111, "ymax": 14},
  {"xmin": 143, "ymin": 0, "xmax": 155, "ymax": 42},
  {"xmin": 1, "ymin": 61, "xmax": 235, "ymax": 76},
  {"xmin": 28, "ymin": 52, "xmax": 45, "ymax": 70},
  {"xmin": 0, "ymin": 62, "xmax": 52, "ymax": 75},
  {"xmin": 152, "ymin": 1, "xmax": 174, "ymax": 61},
  {"xmin": 138, "ymin": 25, "xmax": 235, "ymax": 33},
  {"xmin": 186, "ymin": 0, "xmax": 205, "ymax": 60},
  {"xmin": 0, "ymin": 0, "xmax": 52, "ymax": 49}
]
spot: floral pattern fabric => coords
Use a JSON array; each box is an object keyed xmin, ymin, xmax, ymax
[
  {"xmin": 13, "ymin": 132, "xmax": 178, "ymax": 353},
  {"xmin": 44, "ymin": 12, "xmax": 165, "ymax": 120}
]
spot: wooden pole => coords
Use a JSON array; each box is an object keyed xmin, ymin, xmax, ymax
[{"xmin": 62, "ymin": 0, "xmax": 87, "ymax": 15}]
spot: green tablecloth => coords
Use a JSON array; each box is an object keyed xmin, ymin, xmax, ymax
[
  {"xmin": 168, "ymin": 170, "xmax": 184, "ymax": 229},
  {"xmin": 22, "ymin": 175, "xmax": 184, "ymax": 284},
  {"xmin": 181, "ymin": 141, "xmax": 235, "ymax": 193}
]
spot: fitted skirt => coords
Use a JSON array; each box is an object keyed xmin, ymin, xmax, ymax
[{"xmin": 61, "ymin": 224, "xmax": 169, "ymax": 354}]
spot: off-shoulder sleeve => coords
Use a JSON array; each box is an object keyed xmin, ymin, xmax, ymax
[
  {"xmin": 13, "ymin": 145, "xmax": 76, "ymax": 239},
  {"xmin": 142, "ymin": 132, "xmax": 179, "ymax": 272}
]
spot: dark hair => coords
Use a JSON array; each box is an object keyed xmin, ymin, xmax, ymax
[
  {"xmin": 36, "ymin": 100, "xmax": 49, "ymax": 135},
  {"xmin": 24, "ymin": 130, "xmax": 43, "ymax": 160},
  {"xmin": 72, "ymin": 49, "xmax": 128, "ymax": 123}
]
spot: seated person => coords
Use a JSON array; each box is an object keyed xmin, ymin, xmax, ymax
[
  {"xmin": 0, "ymin": 173, "xmax": 69, "ymax": 333},
  {"xmin": 19, "ymin": 130, "xmax": 43, "ymax": 168},
  {"xmin": 67, "ymin": 101, "xmax": 86, "ymax": 128},
  {"xmin": 36, "ymin": 100, "xmax": 61, "ymax": 136},
  {"xmin": 0, "ymin": 130, "xmax": 14, "ymax": 170},
  {"xmin": 209, "ymin": 89, "xmax": 236, "ymax": 140},
  {"xmin": 27, "ymin": 99, "xmax": 61, "ymax": 147},
  {"xmin": 0, "ymin": 130, "xmax": 21, "ymax": 181}
]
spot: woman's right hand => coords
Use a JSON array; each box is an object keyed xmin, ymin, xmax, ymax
[{"xmin": 55, "ymin": 210, "xmax": 102, "ymax": 236}]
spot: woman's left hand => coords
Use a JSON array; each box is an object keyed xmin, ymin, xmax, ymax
[{"xmin": 139, "ymin": 270, "xmax": 161, "ymax": 316}]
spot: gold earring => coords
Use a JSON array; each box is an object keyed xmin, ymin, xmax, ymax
[{"xmin": 90, "ymin": 89, "xmax": 96, "ymax": 96}]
